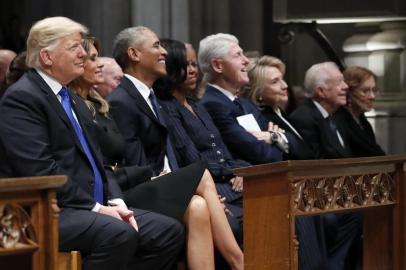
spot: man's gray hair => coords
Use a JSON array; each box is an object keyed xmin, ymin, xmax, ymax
[
  {"xmin": 304, "ymin": 61, "xmax": 339, "ymax": 97},
  {"xmin": 26, "ymin": 16, "xmax": 88, "ymax": 69},
  {"xmin": 198, "ymin": 33, "xmax": 239, "ymax": 81},
  {"xmin": 113, "ymin": 26, "xmax": 152, "ymax": 71}
]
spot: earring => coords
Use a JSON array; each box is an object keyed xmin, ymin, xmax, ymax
[{"xmin": 258, "ymin": 95, "xmax": 263, "ymax": 103}]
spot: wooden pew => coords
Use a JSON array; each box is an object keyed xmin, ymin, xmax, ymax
[
  {"xmin": 235, "ymin": 155, "xmax": 406, "ymax": 270},
  {"xmin": 58, "ymin": 251, "xmax": 82, "ymax": 270},
  {"xmin": 0, "ymin": 175, "xmax": 66, "ymax": 270}
]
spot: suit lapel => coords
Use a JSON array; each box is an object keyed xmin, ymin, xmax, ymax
[
  {"xmin": 308, "ymin": 100, "xmax": 349, "ymax": 156},
  {"xmin": 193, "ymin": 103, "xmax": 210, "ymax": 129},
  {"xmin": 30, "ymin": 70, "xmax": 71, "ymax": 128},
  {"xmin": 121, "ymin": 77, "xmax": 163, "ymax": 126},
  {"xmin": 70, "ymin": 92, "xmax": 107, "ymax": 173},
  {"xmin": 29, "ymin": 70, "xmax": 86, "ymax": 154},
  {"xmin": 205, "ymin": 85, "xmax": 239, "ymax": 116}
]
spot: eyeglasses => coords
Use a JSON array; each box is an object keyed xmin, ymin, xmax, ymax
[{"xmin": 357, "ymin": 87, "xmax": 380, "ymax": 96}]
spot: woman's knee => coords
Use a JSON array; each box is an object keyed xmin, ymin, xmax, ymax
[{"xmin": 188, "ymin": 195, "xmax": 210, "ymax": 221}]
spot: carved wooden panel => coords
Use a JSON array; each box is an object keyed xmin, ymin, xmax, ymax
[
  {"xmin": 0, "ymin": 203, "xmax": 37, "ymax": 249},
  {"xmin": 292, "ymin": 172, "xmax": 396, "ymax": 214}
]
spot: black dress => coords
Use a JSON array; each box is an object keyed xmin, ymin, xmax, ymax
[
  {"xmin": 89, "ymin": 97, "xmax": 204, "ymax": 221},
  {"xmin": 334, "ymin": 107, "xmax": 385, "ymax": 157},
  {"xmin": 260, "ymin": 106, "xmax": 315, "ymax": 160}
]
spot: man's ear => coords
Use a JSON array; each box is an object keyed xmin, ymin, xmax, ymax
[
  {"xmin": 211, "ymin": 58, "xmax": 223, "ymax": 74},
  {"xmin": 128, "ymin": 47, "xmax": 141, "ymax": 62},
  {"xmin": 315, "ymin": 85, "xmax": 326, "ymax": 99},
  {"xmin": 39, "ymin": 48, "xmax": 53, "ymax": 67}
]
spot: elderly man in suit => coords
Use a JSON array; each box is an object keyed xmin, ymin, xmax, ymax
[
  {"xmin": 290, "ymin": 62, "xmax": 362, "ymax": 270},
  {"xmin": 0, "ymin": 17, "xmax": 184, "ymax": 270},
  {"xmin": 94, "ymin": 57, "xmax": 123, "ymax": 98},
  {"xmin": 0, "ymin": 49, "xmax": 17, "ymax": 96},
  {"xmin": 198, "ymin": 33, "xmax": 284, "ymax": 165},
  {"xmin": 0, "ymin": 49, "xmax": 16, "ymax": 83},
  {"xmin": 290, "ymin": 62, "xmax": 352, "ymax": 159}
]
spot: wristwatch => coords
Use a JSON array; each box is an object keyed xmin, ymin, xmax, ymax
[{"xmin": 269, "ymin": 131, "xmax": 279, "ymax": 144}]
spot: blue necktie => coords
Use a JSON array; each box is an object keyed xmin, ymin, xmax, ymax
[
  {"xmin": 149, "ymin": 91, "xmax": 179, "ymax": 170},
  {"xmin": 59, "ymin": 87, "xmax": 104, "ymax": 203}
]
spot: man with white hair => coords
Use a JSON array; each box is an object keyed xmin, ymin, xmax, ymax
[
  {"xmin": 95, "ymin": 57, "xmax": 123, "ymax": 98},
  {"xmin": 198, "ymin": 33, "xmax": 283, "ymax": 165},
  {"xmin": 290, "ymin": 61, "xmax": 351, "ymax": 158},
  {"xmin": 290, "ymin": 62, "xmax": 362, "ymax": 270},
  {"xmin": 0, "ymin": 17, "xmax": 184, "ymax": 270}
]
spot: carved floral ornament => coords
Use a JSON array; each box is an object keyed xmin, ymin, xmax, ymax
[
  {"xmin": 0, "ymin": 204, "xmax": 37, "ymax": 249},
  {"xmin": 292, "ymin": 173, "xmax": 396, "ymax": 213}
]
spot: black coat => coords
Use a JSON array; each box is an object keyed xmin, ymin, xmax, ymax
[
  {"xmin": 334, "ymin": 107, "xmax": 385, "ymax": 157},
  {"xmin": 261, "ymin": 106, "xmax": 315, "ymax": 160},
  {"xmin": 290, "ymin": 99, "xmax": 352, "ymax": 159}
]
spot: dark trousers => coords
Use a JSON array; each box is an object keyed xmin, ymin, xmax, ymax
[
  {"xmin": 297, "ymin": 213, "xmax": 362, "ymax": 270},
  {"xmin": 324, "ymin": 212, "xmax": 362, "ymax": 270},
  {"xmin": 297, "ymin": 216, "xmax": 328, "ymax": 270},
  {"xmin": 59, "ymin": 207, "xmax": 184, "ymax": 270}
]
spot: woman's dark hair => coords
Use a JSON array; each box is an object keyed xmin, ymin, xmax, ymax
[
  {"xmin": 153, "ymin": 38, "xmax": 187, "ymax": 100},
  {"xmin": 5, "ymin": 51, "xmax": 27, "ymax": 87}
]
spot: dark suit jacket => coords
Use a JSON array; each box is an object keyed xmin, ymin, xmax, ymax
[
  {"xmin": 334, "ymin": 107, "xmax": 385, "ymax": 157},
  {"xmin": 89, "ymin": 98, "xmax": 153, "ymax": 191},
  {"xmin": 261, "ymin": 106, "xmax": 315, "ymax": 160},
  {"xmin": 200, "ymin": 85, "xmax": 283, "ymax": 165},
  {"xmin": 160, "ymin": 97, "xmax": 250, "ymax": 182},
  {"xmin": 0, "ymin": 69, "xmax": 123, "ymax": 210},
  {"xmin": 289, "ymin": 99, "xmax": 352, "ymax": 159},
  {"xmin": 107, "ymin": 77, "xmax": 172, "ymax": 175}
]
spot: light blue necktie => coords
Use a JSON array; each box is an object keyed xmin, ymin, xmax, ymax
[
  {"xmin": 59, "ymin": 87, "xmax": 104, "ymax": 203},
  {"xmin": 149, "ymin": 91, "xmax": 179, "ymax": 170}
]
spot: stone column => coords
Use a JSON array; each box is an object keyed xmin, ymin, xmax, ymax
[{"xmin": 131, "ymin": 0, "xmax": 189, "ymax": 42}]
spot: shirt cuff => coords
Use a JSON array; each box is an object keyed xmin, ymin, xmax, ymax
[
  {"xmin": 91, "ymin": 202, "xmax": 101, "ymax": 212},
  {"xmin": 279, "ymin": 132, "xmax": 288, "ymax": 143},
  {"xmin": 108, "ymin": 198, "xmax": 127, "ymax": 208}
]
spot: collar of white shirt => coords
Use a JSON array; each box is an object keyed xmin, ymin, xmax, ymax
[
  {"xmin": 124, "ymin": 74, "xmax": 152, "ymax": 103},
  {"xmin": 208, "ymin": 83, "xmax": 237, "ymax": 101},
  {"xmin": 36, "ymin": 69, "xmax": 63, "ymax": 97},
  {"xmin": 312, "ymin": 100, "xmax": 329, "ymax": 119}
]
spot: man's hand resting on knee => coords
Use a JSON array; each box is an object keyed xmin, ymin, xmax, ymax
[{"xmin": 99, "ymin": 205, "xmax": 139, "ymax": 231}]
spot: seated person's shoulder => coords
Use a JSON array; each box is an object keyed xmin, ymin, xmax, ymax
[
  {"xmin": 241, "ymin": 97, "xmax": 260, "ymax": 112},
  {"xmin": 290, "ymin": 103, "xmax": 312, "ymax": 119}
]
